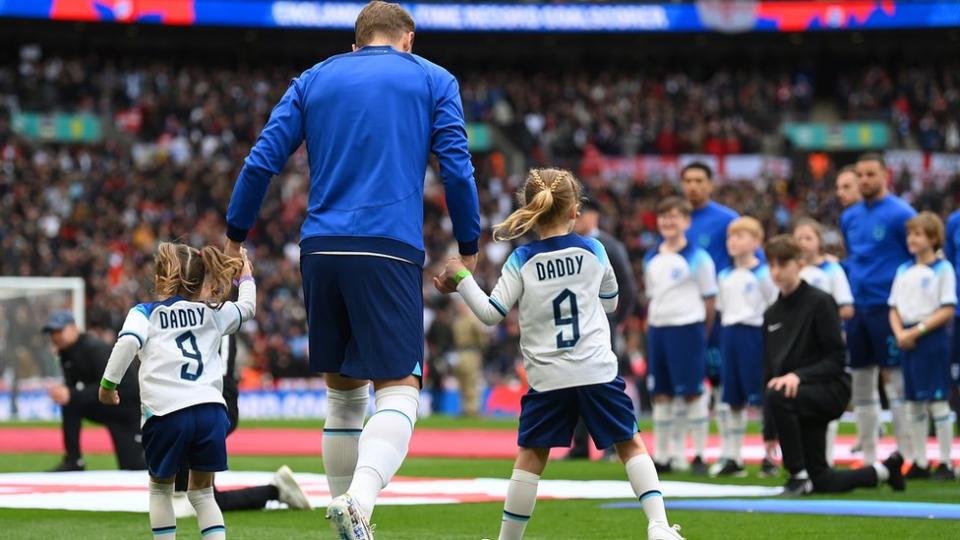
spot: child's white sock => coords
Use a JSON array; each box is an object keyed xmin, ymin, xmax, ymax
[
  {"xmin": 187, "ymin": 487, "xmax": 225, "ymax": 539},
  {"xmin": 149, "ymin": 481, "xmax": 176, "ymax": 540},
  {"xmin": 497, "ymin": 469, "xmax": 539, "ymax": 540},
  {"xmin": 625, "ymin": 454, "xmax": 668, "ymax": 527}
]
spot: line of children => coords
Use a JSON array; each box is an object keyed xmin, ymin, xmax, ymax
[{"xmin": 438, "ymin": 168, "xmax": 685, "ymax": 540}]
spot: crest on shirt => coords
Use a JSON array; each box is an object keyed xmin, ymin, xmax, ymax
[
  {"xmin": 699, "ymin": 234, "xmax": 711, "ymax": 248},
  {"xmin": 921, "ymin": 276, "xmax": 931, "ymax": 289},
  {"xmin": 670, "ymin": 267, "xmax": 683, "ymax": 280},
  {"xmin": 744, "ymin": 282, "xmax": 754, "ymax": 294},
  {"xmin": 872, "ymin": 224, "xmax": 886, "ymax": 241}
]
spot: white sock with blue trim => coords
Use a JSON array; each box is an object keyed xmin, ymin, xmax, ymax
[
  {"xmin": 625, "ymin": 454, "xmax": 668, "ymax": 527},
  {"xmin": 670, "ymin": 397, "xmax": 689, "ymax": 467},
  {"xmin": 931, "ymin": 401, "xmax": 953, "ymax": 468},
  {"xmin": 149, "ymin": 481, "xmax": 176, "ymax": 539},
  {"xmin": 652, "ymin": 401, "xmax": 672, "ymax": 465},
  {"xmin": 323, "ymin": 384, "xmax": 370, "ymax": 498},
  {"xmin": 498, "ymin": 469, "xmax": 539, "ymax": 540},
  {"xmin": 909, "ymin": 401, "xmax": 929, "ymax": 469},
  {"xmin": 348, "ymin": 385, "xmax": 419, "ymax": 519},
  {"xmin": 689, "ymin": 390, "xmax": 710, "ymax": 459},
  {"xmin": 883, "ymin": 368, "xmax": 912, "ymax": 461},
  {"xmin": 187, "ymin": 487, "xmax": 225, "ymax": 539}
]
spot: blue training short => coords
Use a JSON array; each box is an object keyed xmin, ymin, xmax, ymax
[
  {"xmin": 846, "ymin": 305, "xmax": 900, "ymax": 368},
  {"xmin": 142, "ymin": 403, "xmax": 230, "ymax": 479},
  {"xmin": 902, "ymin": 326, "xmax": 952, "ymax": 402},
  {"xmin": 647, "ymin": 323, "xmax": 707, "ymax": 397},
  {"xmin": 720, "ymin": 324, "xmax": 764, "ymax": 407},
  {"xmin": 301, "ymin": 254, "xmax": 423, "ymax": 381},
  {"xmin": 518, "ymin": 377, "xmax": 638, "ymax": 450}
]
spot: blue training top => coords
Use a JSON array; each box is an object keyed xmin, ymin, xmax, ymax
[
  {"xmin": 840, "ymin": 193, "xmax": 916, "ymax": 307},
  {"xmin": 687, "ymin": 200, "xmax": 739, "ymax": 272},
  {"xmin": 226, "ymin": 45, "xmax": 481, "ymax": 266}
]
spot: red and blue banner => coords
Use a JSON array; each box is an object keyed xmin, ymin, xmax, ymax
[{"xmin": 0, "ymin": 1, "xmax": 958, "ymax": 33}]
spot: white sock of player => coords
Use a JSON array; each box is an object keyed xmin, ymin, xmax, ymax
[
  {"xmin": 852, "ymin": 366, "xmax": 880, "ymax": 464},
  {"xmin": 652, "ymin": 401, "xmax": 672, "ymax": 464},
  {"xmin": 624, "ymin": 454, "xmax": 668, "ymax": 527},
  {"xmin": 498, "ymin": 469, "xmax": 539, "ymax": 540},
  {"xmin": 883, "ymin": 368, "xmax": 912, "ymax": 461},
  {"xmin": 149, "ymin": 481, "xmax": 176, "ymax": 540},
  {"xmin": 715, "ymin": 394, "xmax": 732, "ymax": 460},
  {"xmin": 728, "ymin": 408, "xmax": 747, "ymax": 464},
  {"xmin": 323, "ymin": 384, "xmax": 370, "ymax": 498},
  {"xmin": 689, "ymin": 391, "xmax": 709, "ymax": 459},
  {"xmin": 931, "ymin": 401, "xmax": 953, "ymax": 469},
  {"xmin": 909, "ymin": 401, "xmax": 930, "ymax": 469},
  {"xmin": 670, "ymin": 397, "xmax": 688, "ymax": 466},
  {"xmin": 825, "ymin": 420, "xmax": 839, "ymax": 467},
  {"xmin": 348, "ymin": 385, "xmax": 419, "ymax": 519},
  {"xmin": 187, "ymin": 487, "xmax": 225, "ymax": 539}
]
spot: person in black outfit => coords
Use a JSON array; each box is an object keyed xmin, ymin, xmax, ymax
[
  {"xmin": 762, "ymin": 236, "xmax": 905, "ymax": 496},
  {"xmin": 173, "ymin": 333, "xmax": 311, "ymax": 511},
  {"xmin": 568, "ymin": 200, "xmax": 639, "ymax": 459},
  {"xmin": 43, "ymin": 311, "xmax": 146, "ymax": 471}
]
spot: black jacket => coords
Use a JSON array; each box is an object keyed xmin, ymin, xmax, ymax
[
  {"xmin": 595, "ymin": 229, "xmax": 638, "ymax": 327},
  {"xmin": 59, "ymin": 333, "xmax": 140, "ymax": 408},
  {"xmin": 763, "ymin": 281, "xmax": 851, "ymax": 389}
]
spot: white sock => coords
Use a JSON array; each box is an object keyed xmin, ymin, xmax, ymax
[
  {"xmin": 714, "ymin": 388, "xmax": 731, "ymax": 460},
  {"xmin": 852, "ymin": 367, "xmax": 880, "ymax": 464},
  {"xmin": 498, "ymin": 469, "xmax": 539, "ymax": 540},
  {"xmin": 187, "ymin": 487, "xmax": 225, "ymax": 540},
  {"xmin": 825, "ymin": 420, "xmax": 839, "ymax": 467},
  {"xmin": 792, "ymin": 469, "xmax": 809, "ymax": 480},
  {"xmin": 652, "ymin": 401, "xmax": 672, "ymax": 464},
  {"xmin": 323, "ymin": 384, "xmax": 369, "ymax": 497},
  {"xmin": 931, "ymin": 401, "xmax": 953, "ymax": 468},
  {"xmin": 689, "ymin": 391, "xmax": 709, "ymax": 459},
  {"xmin": 670, "ymin": 397, "xmax": 689, "ymax": 466},
  {"xmin": 149, "ymin": 481, "xmax": 176, "ymax": 540},
  {"xmin": 883, "ymin": 368, "xmax": 912, "ymax": 461},
  {"xmin": 625, "ymin": 454, "xmax": 668, "ymax": 527},
  {"xmin": 348, "ymin": 385, "xmax": 419, "ymax": 519},
  {"xmin": 909, "ymin": 401, "xmax": 930, "ymax": 468},
  {"xmin": 872, "ymin": 461, "xmax": 889, "ymax": 482},
  {"xmin": 728, "ymin": 408, "xmax": 747, "ymax": 464}
]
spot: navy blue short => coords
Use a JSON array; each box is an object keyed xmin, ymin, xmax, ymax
[
  {"xmin": 518, "ymin": 377, "xmax": 638, "ymax": 450},
  {"xmin": 719, "ymin": 324, "xmax": 764, "ymax": 407},
  {"xmin": 846, "ymin": 305, "xmax": 900, "ymax": 368},
  {"xmin": 902, "ymin": 326, "xmax": 952, "ymax": 402},
  {"xmin": 647, "ymin": 323, "xmax": 707, "ymax": 397},
  {"xmin": 142, "ymin": 403, "xmax": 229, "ymax": 479},
  {"xmin": 301, "ymin": 254, "xmax": 423, "ymax": 381},
  {"xmin": 706, "ymin": 315, "xmax": 723, "ymax": 384}
]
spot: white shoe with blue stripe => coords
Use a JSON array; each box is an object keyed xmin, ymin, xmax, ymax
[
  {"xmin": 648, "ymin": 523, "xmax": 685, "ymax": 540},
  {"xmin": 326, "ymin": 493, "xmax": 374, "ymax": 540}
]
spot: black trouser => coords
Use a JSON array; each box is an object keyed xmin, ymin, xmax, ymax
[
  {"xmin": 62, "ymin": 394, "xmax": 145, "ymax": 470},
  {"xmin": 173, "ymin": 379, "xmax": 279, "ymax": 511},
  {"xmin": 765, "ymin": 381, "xmax": 878, "ymax": 493}
]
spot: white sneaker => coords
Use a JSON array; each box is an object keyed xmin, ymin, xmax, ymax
[
  {"xmin": 272, "ymin": 465, "xmax": 312, "ymax": 510},
  {"xmin": 648, "ymin": 523, "xmax": 685, "ymax": 540},
  {"xmin": 326, "ymin": 493, "xmax": 374, "ymax": 540}
]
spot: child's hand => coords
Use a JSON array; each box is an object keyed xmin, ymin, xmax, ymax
[
  {"xmin": 99, "ymin": 387, "xmax": 119, "ymax": 406},
  {"xmin": 433, "ymin": 257, "xmax": 468, "ymax": 294},
  {"xmin": 240, "ymin": 247, "xmax": 253, "ymax": 278},
  {"xmin": 446, "ymin": 258, "xmax": 467, "ymax": 275}
]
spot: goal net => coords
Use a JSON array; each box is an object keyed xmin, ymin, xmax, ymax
[{"xmin": 0, "ymin": 277, "xmax": 85, "ymax": 420}]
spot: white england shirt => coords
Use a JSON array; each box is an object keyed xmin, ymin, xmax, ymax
[
  {"xmin": 800, "ymin": 260, "xmax": 854, "ymax": 307},
  {"xmin": 717, "ymin": 263, "xmax": 778, "ymax": 327},
  {"xmin": 888, "ymin": 258, "xmax": 957, "ymax": 325},
  {"xmin": 643, "ymin": 242, "xmax": 718, "ymax": 327}
]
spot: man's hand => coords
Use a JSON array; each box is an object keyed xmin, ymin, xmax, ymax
[
  {"xmin": 224, "ymin": 238, "xmax": 242, "ymax": 259},
  {"xmin": 99, "ymin": 387, "xmax": 120, "ymax": 406},
  {"xmin": 767, "ymin": 373, "xmax": 801, "ymax": 398},
  {"xmin": 48, "ymin": 385, "xmax": 71, "ymax": 406},
  {"xmin": 461, "ymin": 253, "xmax": 478, "ymax": 273}
]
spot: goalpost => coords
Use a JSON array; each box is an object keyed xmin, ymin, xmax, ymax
[{"xmin": 0, "ymin": 277, "xmax": 85, "ymax": 420}]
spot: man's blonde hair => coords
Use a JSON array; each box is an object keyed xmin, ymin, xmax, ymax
[
  {"xmin": 728, "ymin": 216, "xmax": 764, "ymax": 242},
  {"xmin": 355, "ymin": 1, "xmax": 415, "ymax": 47}
]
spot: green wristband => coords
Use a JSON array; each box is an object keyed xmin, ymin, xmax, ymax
[
  {"xmin": 452, "ymin": 269, "xmax": 472, "ymax": 286},
  {"xmin": 100, "ymin": 378, "xmax": 118, "ymax": 390}
]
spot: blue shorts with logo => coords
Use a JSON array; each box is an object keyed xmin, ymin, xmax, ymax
[
  {"xmin": 846, "ymin": 305, "xmax": 900, "ymax": 368},
  {"xmin": 301, "ymin": 254, "xmax": 423, "ymax": 381},
  {"xmin": 720, "ymin": 324, "xmax": 764, "ymax": 407},
  {"xmin": 902, "ymin": 326, "xmax": 952, "ymax": 402},
  {"xmin": 518, "ymin": 377, "xmax": 638, "ymax": 450},
  {"xmin": 142, "ymin": 403, "xmax": 230, "ymax": 479},
  {"xmin": 647, "ymin": 323, "xmax": 707, "ymax": 397}
]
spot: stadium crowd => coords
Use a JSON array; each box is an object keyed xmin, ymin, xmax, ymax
[{"xmin": 2, "ymin": 52, "xmax": 960, "ymax": 397}]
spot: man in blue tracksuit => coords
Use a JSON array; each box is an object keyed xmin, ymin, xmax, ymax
[
  {"xmin": 224, "ymin": 3, "xmax": 480, "ymax": 538},
  {"xmin": 841, "ymin": 153, "xmax": 915, "ymax": 468},
  {"xmin": 942, "ymin": 209, "xmax": 960, "ymax": 435}
]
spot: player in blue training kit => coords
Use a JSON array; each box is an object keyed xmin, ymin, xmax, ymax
[
  {"xmin": 943, "ymin": 208, "xmax": 960, "ymax": 430},
  {"xmin": 680, "ymin": 161, "xmax": 740, "ymax": 475},
  {"xmin": 223, "ymin": 4, "xmax": 480, "ymax": 538},
  {"xmin": 841, "ymin": 153, "xmax": 916, "ymax": 466},
  {"xmin": 439, "ymin": 168, "xmax": 684, "ymax": 540},
  {"xmin": 889, "ymin": 212, "xmax": 957, "ymax": 481}
]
